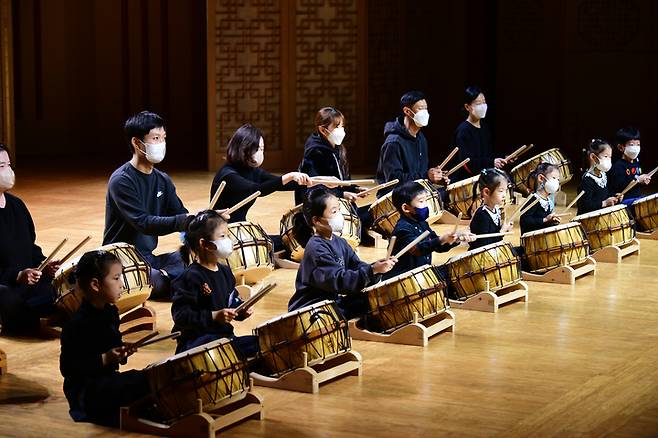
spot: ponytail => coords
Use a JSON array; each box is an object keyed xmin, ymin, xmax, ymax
[
  {"xmin": 179, "ymin": 210, "xmax": 226, "ymax": 265},
  {"xmin": 526, "ymin": 162, "xmax": 558, "ymax": 192},
  {"xmin": 581, "ymin": 138, "xmax": 610, "ymax": 172}
]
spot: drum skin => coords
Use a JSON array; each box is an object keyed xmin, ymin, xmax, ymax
[
  {"xmin": 510, "ymin": 148, "xmax": 573, "ymax": 196},
  {"xmin": 221, "ymin": 221, "xmax": 274, "ymax": 284},
  {"xmin": 521, "ymin": 222, "xmax": 590, "ymax": 273},
  {"xmin": 445, "ymin": 175, "xmax": 514, "ymax": 220},
  {"xmin": 573, "ymin": 205, "xmax": 635, "ymax": 252}
]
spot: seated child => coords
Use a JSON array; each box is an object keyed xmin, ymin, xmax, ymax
[
  {"xmin": 288, "ymin": 187, "xmax": 397, "ymax": 319},
  {"xmin": 386, "ymin": 181, "xmax": 474, "ymax": 279},
  {"xmin": 171, "ymin": 210, "xmax": 258, "ymax": 357},
  {"xmin": 577, "ymin": 139, "xmax": 622, "ymax": 215},
  {"xmin": 468, "ymin": 168, "xmax": 514, "ymax": 250},
  {"xmin": 60, "ymin": 250, "xmax": 150, "ymax": 427},
  {"xmin": 608, "ymin": 127, "xmax": 652, "ymax": 205},
  {"xmin": 520, "ymin": 162, "xmax": 562, "ymax": 235}
]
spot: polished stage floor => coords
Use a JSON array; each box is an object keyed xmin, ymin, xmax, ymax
[{"xmin": 1, "ymin": 169, "xmax": 657, "ymax": 437}]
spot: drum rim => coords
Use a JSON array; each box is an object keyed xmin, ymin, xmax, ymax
[
  {"xmin": 254, "ymin": 299, "xmax": 335, "ymax": 330},
  {"xmin": 521, "ymin": 221, "xmax": 583, "ymax": 237},
  {"xmin": 573, "ymin": 204, "xmax": 628, "ymax": 220},
  {"xmin": 510, "ymin": 148, "xmax": 564, "ymax": 173},
  {"xmin": 447, "ymin": 240, "xmax": 513, "ymax": 263},
  {"xmin": 447, "ymin": 174, "xmax": 480, "ymax": 190},
  {"xmin": 632, "ymin": 193, "xmax": 658, "ymax": 205},
  {"xmin": 361, "ymin": 264, "xmax": 436, "ymax": 292},
  {"xmin": 147, "ymin": 337, "xmax": 235, "ymax": 367},
  {"xmin": 53, "ymin": 242, "xmax": 142, "ymax": 278}
]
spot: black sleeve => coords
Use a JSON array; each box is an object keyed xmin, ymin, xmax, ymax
[
  {"xmin": 455, "ymin": 127, "xmax": 494, "ymax": 172},
  {"xmin": 309, "ymin": 244, "xmax": 374, "ymax": 295},
  {"xmin": 109, "ymin": 176, "xmax": 189, "ymax": 236},
  {"xmin": 171, "ymin": 274, "xmax": 214, "ymax": 332},
  {"xmin": 520, "ymin": 197, "xmax": 550, "ymax": 234},
  {"xmin": 222, "ymin": 169, "xmax": 285, "ymax": 198},
  {"xmin": 380, "ymin": 141, "xmax": 425, "ymax": 183},
  {"xmin": 164, "ymin": 175, "xmax": 189, "ymax": 217},
  {"xmin": 607, "ymin": 161, "xmax": 630, "ymax": 195},
  {"xmin": 60, "ymin": 323, "xmax": 106, "ymax": 378},
  {"xmin": 577, "ymin": 177, "xmax": 606, "ymax": 214}
]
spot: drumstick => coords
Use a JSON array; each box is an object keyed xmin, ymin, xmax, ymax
[
  {"xmin": 136, "ymin": 331, "xmax": 181, "ymax": 349},
  {"xmin": 560, "ymin": 190, "xmax": 585, "ymax": 214},
  {"xmin": 37, "ymin": 238, "xmax": 68, "ymax": 271},
  {"xmin": 225, "ymin": 191, "xmax": 261, "ymax": 215},
  {"xmin": 436, "ymin": 147, "xmax": 459, "ymax": 170},
  {"xmin": 619, "ymin": 179, "xmax": 638, "ymax": 197},
  {"xmin": 472, "ymin": 232, "xmax": 514, "ymax": 240},
  {"xmin": 646, "ymin": 165, "xmax": 658, "ymax": 178},
  {"xmin": 509, "ymin": 197, "xmax": 540, "ymax": 222},
  {"xmin": 356, "ymin": 179, "xmax": 399, "ymax": 198},
  {"xmin": 503, "ymin": 144, "xmax": 528, "ymax": 163},
  {"xmin": 209, "ymin": 180, "xmax": 226, "ymax": 210},
  {"xmin": 386, "ymin": 236, "xmax": 397, "ymax": 259},
  {"xmin": 393, "ymin": 230, "xmax": 431, "ymax": 259},
  {"xmin": 129, "ymin": 331, "xmax": 159, "ymax": 349},
  {"xmin": 57, "ymin": 236, "xmax": 92, "ymax": 265},
  {"xmin": 234, "ymin": 282, "xmax": 277, "ymax": 313},
  {"xmin": 311, "ymin": 178, "xmax": 375, "ymax": 186},
  {"xmin": 553, "ymin": 212, "xmax": 574, "ymax": 217},
  {"xmin": 452, "ymin": 212, "xmax": 463, "ymax": 234},
  {"xmin": 446, "ymin": 158, "xmax": 471, "ymax": 177}
]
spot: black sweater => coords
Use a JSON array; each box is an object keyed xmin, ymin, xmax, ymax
[
  {"xmin": 468, "ymin": 205, "xmax": 502, "ymax": 250},
  {"xmin": 294, "ymin": 133, "xmax": 357, "ymax": 204},
  {"xmin": 577, "ymin": 172, "xmax": 610, "ymax": 215},
  {"xmin": 375, "ymin": 117, "xmax": 429, "ymax": 197},
  {"xmin": 171, "ymin": 262, "xmax": 244, "ymax": 349},
  {"xmin": 103, "ymin": 162, "xmax": 189, "ymax": 258},
  {"xmin": 451, "ymin": 120, "xmax": 494, "ymax": 180},
  {"xmin": 0, "ymin": 193, "xmax": 45, "ymax": 286},
  {"xmin": 608, "ymin": 158, "xmax": 643, "ymax": 198},
  {"xmin": 520, "ymin": 194, "xmax": 558, "ymax": 235},
  {"xmin": 211, "ymin": 163, "xmax": 297, "ymax": 223}
]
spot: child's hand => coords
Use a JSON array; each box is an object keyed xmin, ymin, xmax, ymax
[
  {"xmin": 343, "ymin": 192, "xmax": 359, "ymax": 202},
  {"xmin": 212, "ymin": 308, "xmax": 237, "ymax": 323},
  {"xmin": 440, "ymin": 233, "xmax": 459, "ymax": 245},
  {"xmin": 501, "ymin": 221, "xmax": 514, "ymax": 233},
  {"xmin": 237, "ymin": 307, "xmax": 254, "ymax": 320},
  {"xmin": 102, "ymin": 345, "xmax": 136, "ymax": 367},
  {"xmin": 16, "ymin": 268, "xmax": 42, "ymax": 285},
  {"xmin": 638, "ymin": 174, "xmax": 651, "ymax": 185},
  {"xmin": 372, "ymin": 257, "xmax": 397, "ymax": 274},
  {"xmin": 456, "ymin": 231, "xmax": 476, "ymax": 242},
  {"xmin": 543, "ymin": 213, "xmax": 561, "ymax": 224}
]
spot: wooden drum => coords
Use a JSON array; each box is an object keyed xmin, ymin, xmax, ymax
[
  {"xmin": 369, "ymin": 179, "xmax": 443, "ymax": 237},
  {"xmin": 445, "ymin": 241, "xmax": 522, "ymax": 300},
  {"xmin": 573, "ymin": 205, "xmax": 635, "ymax": 252},
  {"xmin": 362, "ymin": 264, "xmax": 448, "ymax": 333},
  {"xmin": 142, "ymin": 338, "xmax": 249, "ymax": 422},
  {"xmin": 221, "ymin": 222, "xmax": 274, "ymax": 284},
  {"xmin": 445, "ymin": 175, "xmax": 514, "ymax": 220},
  {"xmin": 280, "ymin": 198, "xmax": 361, "ymax": 262},
  {"xmin": 254, "ymin": 300, "xmax": 351, "ymax": 376},
  {"xmin": 510, "ymin": 148, "xmax": 573, "ymax": 196},
  {"xmin": 521, "ymin": 222, "xmax": 590, "ymax": 273},
  {"xmin": 53, "ymin": 242, "xmax": 151, "ymax": 317},
  {"xmin": 632, "ymin": 193, "xmax": 658, "ymax": 233}
]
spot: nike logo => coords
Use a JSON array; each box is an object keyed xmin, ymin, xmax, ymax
[{"xmin": 157, "ymin": 191, "xmax": 163, "ymax": 198}]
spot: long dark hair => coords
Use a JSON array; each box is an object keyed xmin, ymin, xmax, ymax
[
  {"xmin": 180, "ymin": 210, "xmax": 227, "ymax": 265},
  {"xmin": 292, "ymin": 187, "xmax": 337, "ymax": 246},
  {"xmin": 472, "ymin": 168, "xmax": 509, "ymax": 205},
  {"xmin": 226, "ymin": 124, "xmax": 263, "ymax": 167},
  {"xmin": 581, "ymin": 138, "xmax": 610, "ymax": 172},
  {"xmin": 316, "ymin": 107, "xmax": 349, "ymax": 178},
  {"xmin": 527, "ymin": 162, "xmax": 558, "ymax": 192}
]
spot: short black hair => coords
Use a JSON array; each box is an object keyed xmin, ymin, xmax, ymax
[
  {"xmin": 615, "ymin": 126, "xmax": 641, "ymax": 146},
  {"xmin": 400, "ymin": 91, "xmax": 426, "ymax": 113},
  {"xmin": 75, "ymin": 250, "xmax": 122, "ymax": 295},
  {"xmin": 226, "ymin": 124, "xmax": 263, "ymax": 167},
  {"xmin": 464, "ymin": 86, "xmax": 483, "ymax": 105},
  {"xmin": 392, "ymin": 181, "xmax": 427, "ymax": 212},
  {"xmin": 0, "ymin": 143, "xmax": 9, "ymax": 159},
  {"xmin": 124, "ymin": 111, "xmax": 166, "ymax": 153}
]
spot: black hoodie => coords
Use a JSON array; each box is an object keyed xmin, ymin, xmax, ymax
[
  {"xmin": 294, "ymin": 133, "xmax": 357, "ymax": 204},
  {"xmin": 375, "ymin": 117, "xmax": 429, "ymax": 197}
]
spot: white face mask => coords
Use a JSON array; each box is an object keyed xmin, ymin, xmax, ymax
[
  {"xmin": 544, "ymin": 178, "xmax": 560, "ymax": 194},
  {"xmin": 327, "ymin": 213, "xmax": 344, "ymax": 233},
  {"xmin": 328, "ymin": 127, "xmax": 346, "ymax": 146},
  {"xmin": 624, "ymin": 145, "xmax": 640, "ymax": 160},
  {"xmin": 411, "ymin": 109, "xmax": 430, "ymax": 127},
  {"xmin": 251, "ymin": 149, "xmax": 264, "ymax": 167},
  {"xmin": 596, "ymin": 156, "xmax": 612, "ymax": 172},
  {"xmin": 0, "ymin": 167, "xmax": 15, "ymax": 191},
  {"xmin": 212, "ymin": 238, "xmax": 234, "ymax": 259},
  {"xmin": 473, "ymin": 103, "xmax": 488, "ymax": 119},
  {"xmin": 139, "ymin": 140, "xmax": 166, "ymax": 164}
]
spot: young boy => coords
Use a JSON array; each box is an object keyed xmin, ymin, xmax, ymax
[
  {"xmin": 60, "ymin": 250, "xmax": 150, "ymax": 427},
  {"xmin": 386, "ymin": 181, "xmax": 474, "ymax": 279},
  {"xmin": 608, "ymin": 127, "xmax": 652, "ymax": 204}
]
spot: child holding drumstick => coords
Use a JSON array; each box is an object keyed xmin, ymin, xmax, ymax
[
  {"xmin": 468, "ymin": 168, "xmax": 514, "ymax": 250},
  {"xmin": 577, "ymin": 139, "xmax": 622, "ymax": 215},
  {"xmin": 519, "ymin": 162, "xmax": 562, "ymax": 235}
]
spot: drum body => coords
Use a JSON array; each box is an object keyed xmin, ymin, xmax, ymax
[
  {"xmin": 445, "ymin": 175, "xmax": 514, "ymax": 220},
  {"xmin": 632, "ymin": 193, "xmax": 658, "ymax": 233},
  {"xmin": 255, "ymin": 300, "xmax": 351, "ymax": 376},
  {"xmin": 362, "ymin": 264, "xmax": 448, "ymax": 333},
  {"xmin": 221, "ymin": 221, "xmax": 274, "ymax": 284},
  {"xmin": 280, "ymin": 198, "xmax": 361, "ymax": 262},
  {"xmin": 143, "ymin": 338, "xmax": 248, "ymax": 422},
  {"xmin": 510, "ymin": 148, "xmax": 573, "ymax": 196},
  {"xmin": 445, "ymin": 241, "xmax": 522, "ymax": 300},
  {"xmin": 573, "ymin": 205, "xmax": 635, "ymax": 252},
  {"xmin": 53, "ymin": 242, "xmax": 151, "ymax": 317},
  {"xmin": 369, "ymin": 179, "xmax": 443, "ymax": 237},
  {"xmin": 521, "ymin": 222, "xmax": 590, "ymax": 273}
]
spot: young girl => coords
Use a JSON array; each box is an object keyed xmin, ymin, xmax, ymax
[
  {"xmin": 171, "ymin": 210, "xmax": 258, "ymax": 356},
  {"xmin": 468, "ymin": 168, "xmax": 514, "ymax": 250},
  {"xmin": 577, "ymin": 139, "xmax": 622, "ymax": 215},
  {"xmin": 288, "ymin": 188, "xmax": 397, "ymax": 319},
  {"xmin": 520, "ymin": 162, "xmax": 562, "ymax": 235},
  {"xmin": 60, "ymin": 250, "xmax": 149, "ymax": 427}
]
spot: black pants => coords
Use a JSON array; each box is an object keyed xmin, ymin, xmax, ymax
[
  {"xmin": 0, "ymin": 279, "xmax": 55, "ymax": 334},
  {"xmin": 143, "ymin": 251, "xmax": 185, "ymax": 300}
]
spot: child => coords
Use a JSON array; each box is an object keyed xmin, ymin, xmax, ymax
[
  {"xmin": 171, "ymin": 210, "xmax": 258, "ymax": 357},
  {"xmin": 60, "ymin": 250, "xmax": 150, "ymax": 427},
  {"xmin": 288, "ymin": 188, "xmax": 397, "ymax": 319},
  {"xmin": 468, "ymin": 168, "xmax": 514, "ymax": 250},
  {"xmin": 520, "ymin": 162, "xmax": 562, "ymax": 235},
  {"xmin": 609, "ymin": 127, "xmax": 652, "ymax": 205},
  {"xmin": 577, "ymin": 139, "xmax": 622, "ymax": 215},
  {"xmin": 386, "ymin": 181, "xmax": 475, "ymax": 279}
]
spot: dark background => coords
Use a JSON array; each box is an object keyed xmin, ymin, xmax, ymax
[{"xmin": 10, "ymin": 0, "xmax": 658, "ymax": 177}]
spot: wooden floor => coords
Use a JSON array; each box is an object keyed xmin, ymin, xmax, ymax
[{"xmin": 1, "ymin": 169, "xmax": 658, "ymax": 438}]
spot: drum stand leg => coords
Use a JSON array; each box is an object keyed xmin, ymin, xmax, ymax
[
  {"xmin": 554, "ymin": 190, "xmax": 568, "ymax": 207},
  {"xmin": 120, "ymin": 381, "xmax": 263, "ymax": 438},
  {"xmin": 235, "ymin": 277, "xmax": 262, "ymax": 299},
  {"xmin": 250, "ymin": 350, "xmax": 362, "ymax": 394},
  {"xmin": 522, "ymin": 256, "xmax": 597, "ymax": 285},
  {"xmin": 637, "ymin": 229, "xmax": 658, "ymax": 240},
  {"xmin": 273, "ymin": 250, "xmax": 300, "ymax": 270},
  {"xmin": 449, "ymin": 281, "xmax": 529, "ymax": 313},
  {"xmin": 0, "ymin": 348, "xmax": 7, "ymax": 375},
  {"xmin": 366, "ymin": 230, "xmax": 389, "ymax": 249},
  {"xmin": 591, "ymin": 238, "xmax": 641, "ymax": 264},
  {"xmin": 119, "ymin": 304, "xmax": 157, "ymax": 337},
  {"xmin": 348, "ymin": 310, "xmax": 455, "ymax": 347},
  {"xmin": 437, "ymin": 211, "xmax": 471, "ymax": 226}
]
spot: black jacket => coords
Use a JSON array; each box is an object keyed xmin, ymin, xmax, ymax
[
  {"xmin": 608, "ymin": 158, "xmax": 643, "ymax": 198},
  {"xmin": 451, "ymin": 120, "xmax": 495, "ymax": 180},
  {"xmin": 577, "ymin": 172, "xmax": 610, "ymax": 215},
  {"xmin": 376, "ymin": 117, "xmax": 429, "ymax": 197},
  {"xmin": 520, "ymin": 194, "xmax": 558, "ymax": 235},
  {"xmin": 468, "ymin": 205, "xmax": 503, "ymax": 250}
]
